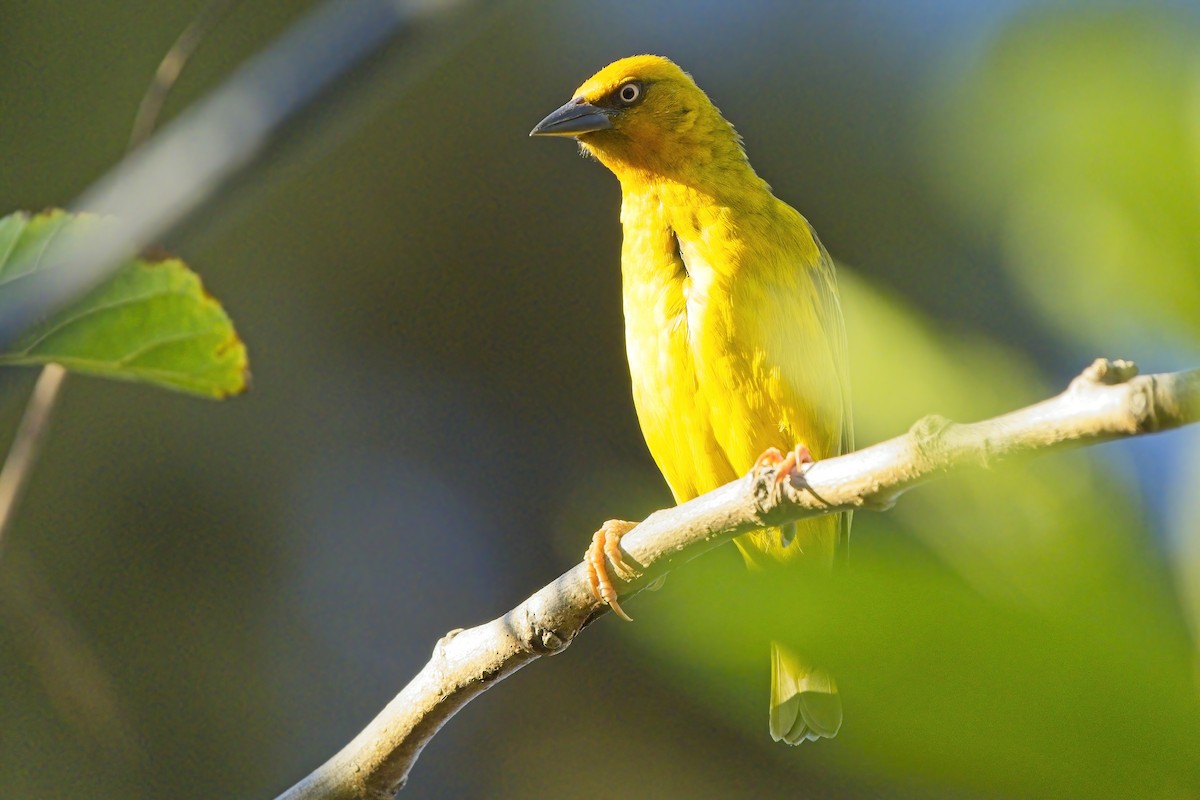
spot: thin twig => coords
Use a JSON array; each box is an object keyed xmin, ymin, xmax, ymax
[
  {"xmin": 0, "ymin": 0, "xmax": 239, "ymax": 559},
  {"xmin": 0, "ymin": 364, "xmax": 67, "ymax": 557},
  {"xmin": 128, "ymin": 0, "xmax": 241, "ymax": 151},
  {"xmin": 275, "ymin": 359, "xmax": 1200, "ymax": 800},
  {"xmin": 0, "ymin": 0, "xmax": 475, "ymax": 344},
  {"xmin": 0, "ymin": 547, "xmax": 141, "ymax": 761}
]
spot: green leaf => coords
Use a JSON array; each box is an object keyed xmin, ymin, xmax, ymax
[{"xmin": 0, "ymin": 210, "xmax": 248, "ymax": 398}]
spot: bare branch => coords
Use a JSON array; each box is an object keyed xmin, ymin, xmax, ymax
[
  {"xmin": 127, "ymin": 0, "xmax": 242, "ymax": 152},
  {"xmin": 275, "ymin": 359, "xmax": 1200, "ymax": 800},
  {"xmin": 0, "ymin": 365, "xmax": 67, "ymax": 558}
]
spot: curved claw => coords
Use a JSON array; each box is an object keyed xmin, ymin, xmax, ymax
[
  {"xmin": 773, "ymin": 444, "xmax": 815, "ymax": 486},
  {"xmin": 585, "ymin": 519, "xmax": 638, "ymax": 621},
  {"xmin": 755, "ymin": 444, "xmax": 815, "ymax": 487}
]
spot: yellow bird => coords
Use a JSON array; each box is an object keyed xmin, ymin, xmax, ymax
[{"xmin": 531, "ymin": 55, "xmax": 852, "ymax": 744}]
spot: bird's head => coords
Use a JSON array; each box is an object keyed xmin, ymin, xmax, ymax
[{"xmin": 530, "ymin": 55, "xmax": 749, "ymax": 187}]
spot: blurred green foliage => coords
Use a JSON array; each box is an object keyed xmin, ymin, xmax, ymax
[
  {"xmin": 0, "ymin": 210, "xmax": 248, "ymax": 398},
  {"xmin": 929, "ymin": 7, "xmax": 1200, "ymax": 348}
]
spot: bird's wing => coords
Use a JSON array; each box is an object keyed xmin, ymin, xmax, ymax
[
  {"xmin": 695, "ymin": 211, "xmax": 850, "ymax": 468},
  {"xmin": 805, "ymin": 221, "xmax": 854, "ymax": 558},
  {"xmin": 805, "ymin": 220, "xmax": 853, "ymax": 456},
  {"xmin": 687, "ymin": 207, "xmax": 851, "ymax": 565}
]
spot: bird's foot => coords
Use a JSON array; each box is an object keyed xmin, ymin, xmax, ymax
[
  {"xmin": 586, "ymin": 519, "xmax": 639, "ymax": 621},
  {"xmin": 754, "ymin": 444, "xmax": 815, "ymax": 487}
]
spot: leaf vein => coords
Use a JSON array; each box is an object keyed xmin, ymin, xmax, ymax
[
  {"xmin": 0, "ymin": 214, "xmax": 68, "ymax": 289},
  {"xmin": 12, "ymin": 287, "xmax": 199, "ymax": 356},
  {"xmin": 114, "ymin": 329, "xmax": 216, "ymax": 366},
  {"xmin": 0, "ymin": 216, "xmax": 29, "ymax": 274}
]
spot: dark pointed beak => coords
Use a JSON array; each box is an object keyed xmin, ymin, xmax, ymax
[{"xmin": 529, "ymin": 98, "xmax": 613, "ymax": 137}]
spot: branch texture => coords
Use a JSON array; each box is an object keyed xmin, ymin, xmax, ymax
[{"xmin": 276, "ymin": 359, "xmax": 1200, "ymax": 800}]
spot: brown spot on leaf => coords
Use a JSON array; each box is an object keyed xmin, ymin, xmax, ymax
[{"xmin": 138, "ymin": 245, "xmax": 175, "ymax": 263}]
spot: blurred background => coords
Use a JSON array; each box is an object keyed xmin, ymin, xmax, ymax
[{"xmin": 2, "ymin": 1, "xmax": 1199, "ymax": 798}]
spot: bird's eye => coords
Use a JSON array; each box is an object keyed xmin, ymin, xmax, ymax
[{"xmin": 617, "ymin": 82, "xmax": 643, "ymax": 106}]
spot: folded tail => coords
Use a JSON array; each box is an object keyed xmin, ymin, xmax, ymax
[{"xmin": 770, "ymin": 640, "xmax": 842, "ymax": 744}]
